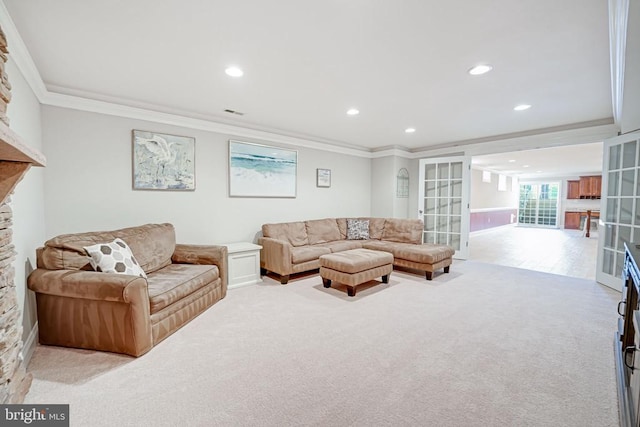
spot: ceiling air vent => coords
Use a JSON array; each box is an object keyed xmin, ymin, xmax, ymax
[{"xmin": 223, "ymin": 109, "xmax": 245, "ymax": 116}]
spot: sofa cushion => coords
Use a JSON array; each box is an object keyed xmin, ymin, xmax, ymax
[
  {"xmin": 290, "ymin": 246, "xmax": 331, "ymax": 264},
  {"xmin": 361, "ymin": 240, "xmax": 400, "ymax": 253},
  {"xmin": 368, "ymin": 218, "xmax": 386, "ymax": 240},
  {"xmin": 347, "ymin": 219, "xmax": 370, "ymax": 240},
  {"xmin": 40, "ymin": 223, "xmax": 176, "ymax": 274},
  {"xmin": 147, "ymin": 264, "xmax": 219, "ymax": 314},
  {"xmin": 392, "ymin": 243, "xmax": 455, "ymax": 264},
  {"xmin": 313, "ymin": 240, "xmax": 363, "ymax": 253},
  {"xmin": 83, "ymin": 238, "xmax": 147, "ymax": 278},
  {"xmin": 381, "ymin": 218, "xmax": 423, "ymax": 244},
  {"xmin": 305, "ymin": 218, "xmax": 341, "ymax": 245},
  {"xmin": 262, "ymin": 222, "xmax": 309, "ymax": 247},
  {"xmin": 336, "ymin": 218, "xmax": 348, "ymax": 239}
]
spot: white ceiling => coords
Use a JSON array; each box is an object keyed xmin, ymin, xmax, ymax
[
  {"xmin": 3, "ymin": 0, "xmax": 614, "ymax": 157},
  {"xmin": 472, "ymin": 142, "xmax": 603, "ymax": 179}
]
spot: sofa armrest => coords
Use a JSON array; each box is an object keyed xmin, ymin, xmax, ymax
[
  {"xmin": 257, "ymin": 237, "xmax": 292, "ymax": 276},
  {"xmin": 27, "ymin": 269, "xmax": 153, "ymax": 356},
  {"xmin": 172, "ymin": 244, "xmax": 228, "ymax": 288},
  {"xmin": 27, "ymin": 269, "xmax": 148, "ymax": 303}
]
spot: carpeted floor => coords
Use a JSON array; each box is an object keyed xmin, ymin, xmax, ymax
[{"xmin": 25, "ymin": 261, "xmax": 621, "ymax": 426}]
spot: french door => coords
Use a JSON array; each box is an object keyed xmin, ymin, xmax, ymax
[
  {"xmin": 518, "ymin": 183, "xmax": 560, "ymax": 227},
  {"xmin": 596, "ymin": 131, "xmax": 640, "ymax": 291},
  {"xmin": 418, "ymin": 156, "xmax": 470, "ymax": 259}
]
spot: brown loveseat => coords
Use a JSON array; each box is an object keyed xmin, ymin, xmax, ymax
[
  {"xmin": 259, "ymin": 218, "xmax": 454, "ymax": 284},
  {"xmin": 27, "ymin": 223, "xmax": 227, "ymax": 357}
]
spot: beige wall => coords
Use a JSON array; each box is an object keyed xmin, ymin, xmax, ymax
[
  {"xmin": 5, "ymin": 58, "xmax": 46, "ymax": 354},
  {"xmin": 41, "ymin": 106, "xmax": 372, "ymax": 244},
  {"xmin": 470, "ymin": 168, "xmax": 519, "ymax": 210},
  {"xmin": 371, "ymin": 155, "xmax": 411, "ymax": 219}
]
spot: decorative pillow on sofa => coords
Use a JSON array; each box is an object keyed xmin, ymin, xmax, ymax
[
  {"xmin": 83, "ymin": 238, "xmax": 147, "ymax": 278},
  {"xmin": 346, "ymin": 218, "xmax": 370, "ymax": 240}
]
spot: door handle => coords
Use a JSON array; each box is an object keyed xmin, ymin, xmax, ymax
[
  {"xmin": 618, "ymin": 300, "xmax": 626, "ymax": 317},
  {"xmin": 624, "ymin": 346, "xmax": 636, "ymax": 371}
]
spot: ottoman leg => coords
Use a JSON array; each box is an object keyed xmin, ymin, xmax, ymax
[
  {"xmin": 322, "ymin": 278, "xmax": 332, "ymax": 288},
  {"xmin": 382, "ymin": 274, "xmax": 390, "ymax": 284},
  {"xmin": 425, "ymin": 271, "xmax": 433, "ymax": 281},
  {"xmin": 347, "ymin": 286, "xmax": 356, "ymax": 297},
  {"xmin": 444, "ymin": 266, "xmax": 450, "ymax": 274}
]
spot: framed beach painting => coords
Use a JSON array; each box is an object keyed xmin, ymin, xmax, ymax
[
  {"xmin": 229, "ymin": 140, "xmax": 297, "ymax": 198},
  {"xmin": 132, "ymin": 130, "xmax": 195, "ymax": 190},
  {"xmin": 316, "ymin": 168, "xmax": 331, "ymax": 188}
]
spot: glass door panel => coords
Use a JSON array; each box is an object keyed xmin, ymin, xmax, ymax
[
  {"xmin": 418, "ymin": 156, "xmax": 470, "ymax": 259},
  {"xmin": 597, "ymin": 132, "xmax": 640, "ymax": 291}
]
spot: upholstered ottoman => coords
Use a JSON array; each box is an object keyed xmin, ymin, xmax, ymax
[
  {"xmin": 319, "ymin": 248, "xmax": 393, "ymax": 296},
  {"xmin": 391, "ymin": 244, "xmax": 454, "ymax": 280}
]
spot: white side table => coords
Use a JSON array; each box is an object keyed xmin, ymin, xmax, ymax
[{"xmin": 224, "ymin": 242, "xmax": 262, "ymax": 289}]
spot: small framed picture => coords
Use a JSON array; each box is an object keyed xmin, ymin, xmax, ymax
[{"xmin": 317, "ymin": 168, "xmax": 331, "ymax": 188}]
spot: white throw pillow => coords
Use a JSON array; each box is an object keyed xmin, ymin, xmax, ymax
[{"xmin": 83, "ymin": 238, "xmax": 147, "ymax": 278}]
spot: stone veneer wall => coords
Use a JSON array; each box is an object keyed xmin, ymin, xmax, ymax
[
  {"xmin": 0, "ymin": 26, "xmax": 33, "ymax": 404},
  {"xmin": 0, "ymin": 202, "xmax": 31, "ymax": 403}
]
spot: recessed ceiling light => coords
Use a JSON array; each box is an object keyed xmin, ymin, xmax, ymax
[
  {"xmin": 405, "ymin": 128, "xmax": 416, "ymax": 133},
  {"xmin": 225, "ymin": 66, "xmax": 244, "ymax": 77},
  {"xmin": 468, "ymin": 64, "xmax": 493, "ymax": 75},
  {"xmin": 346, "ymin": 108, "xmax": 359, "ymax": 116},
  {"xmin": 536, "ymin": 170, "xmax": 543, "ymax": 173},
  {"xmin": 508, "ymin": 159, "xmax": 516, "ymax": 163},
  {"xmin": 523, "ymin": 165, "xmax": 530, "ymax": 168},
  {"xmin": 514, "ymin": 104, "xmax": 531, "ymax": 111}
]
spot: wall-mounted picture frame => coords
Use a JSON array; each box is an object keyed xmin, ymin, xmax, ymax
[
  {"xmin": 132, "ymin": 130, "xmax": 195, "ymax": 190},
  {"xmin": 229, "ymin": 140, "xmax": 297, "ymax": 198},
  {"xmin": 317, "ymin": 168, "xmax": 331, "ymax": 188}
]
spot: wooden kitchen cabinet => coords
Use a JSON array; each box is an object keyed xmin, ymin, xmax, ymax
[
  {"xmin": 579, "ymin": 175, "xmax": 602, "ymax": 199},
  {"xmin": 564, "ymin": 212, "xmax": 582, "ymax": 229},
  {"xmin": 567, "ymin": 180, "xmax": 581, "ymax": 199}
]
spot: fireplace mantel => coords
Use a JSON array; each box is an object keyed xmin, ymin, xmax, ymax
[{"xmin": 0, "ymin": 120, "xmax": 46, "ymax": 205}]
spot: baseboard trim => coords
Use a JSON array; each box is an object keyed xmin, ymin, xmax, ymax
[{"xmin": 20, "ymin": 322, "xmax": 38, "ymax": 367}]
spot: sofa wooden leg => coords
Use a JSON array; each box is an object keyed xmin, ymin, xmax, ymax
[
  {"xmin": 425, "ymin": 271, "xmax": 433, "ymax": 281},
  {"xmin": 347, "ymin": 286, "xmax": 356, "ymax": 297},
  {"xmin": 322, "ymin": 278, "xmax": 331, "ymax": 288},
  {"xmin": 382, "ymin": 274, "xmax": 390, "ymax": 284},
  {"xmin": 444, "ymin": 266, "xmax": 450, "ymax": 274},
  {"xmin": 260, "ymin": 268, "xmax": 267, "ymax": 276},
  {"xmin": 280, "ymin": 275, "xmax": 290, "ymax": 285}
]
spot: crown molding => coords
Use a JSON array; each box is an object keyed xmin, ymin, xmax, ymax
[
  {"xmin": 41, "ymin": 91, "xmax": 373, "ymax": 158},
  {"xmin": 409, "ymin": 121, "xmax": 619, "ymax": 159}
]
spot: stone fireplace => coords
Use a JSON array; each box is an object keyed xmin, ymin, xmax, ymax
[{"xmin": 0, "ymin": 26, "xmax": 46, "ymax": 403}]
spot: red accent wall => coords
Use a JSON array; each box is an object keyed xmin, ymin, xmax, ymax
[{"xmin": 470, "ymin": 209, "xmax": 517, "ymax": 232}]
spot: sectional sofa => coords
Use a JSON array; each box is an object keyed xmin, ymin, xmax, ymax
[{"xmin": 259, "ymin": 217, "xmax": 454, "ymax": 284}]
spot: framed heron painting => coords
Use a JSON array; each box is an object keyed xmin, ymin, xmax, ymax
[
  {"xmin": 132, "ymin": 130, "xmax": 195, "ymax": 190},
  {"xmin": 229, "ymin": 140, "xmax": 297, "ymax": 198}
]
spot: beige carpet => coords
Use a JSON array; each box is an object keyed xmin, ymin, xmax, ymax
[{"xmin": 25, "ymin": 261, "xmax": 620, "ymax": 426}]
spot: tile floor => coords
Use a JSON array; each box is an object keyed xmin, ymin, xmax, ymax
[{"xmin": 468, "ymin": 224, "xmax": 599, "ymax": 280}]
